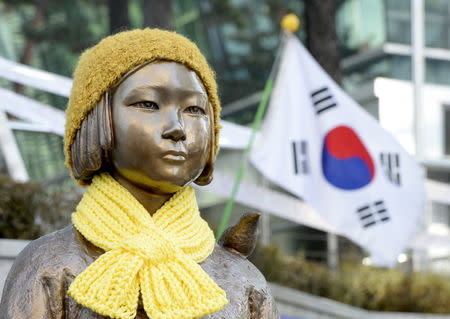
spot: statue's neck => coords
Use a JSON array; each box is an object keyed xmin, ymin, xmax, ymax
[{"xmin": 111, "ymin": 172, "xmax": 172, "ymax": 216}]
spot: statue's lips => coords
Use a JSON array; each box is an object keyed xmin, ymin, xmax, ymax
[{"xmin": 161, "ymin": 150, "xmax": 187, "ymax": 163}]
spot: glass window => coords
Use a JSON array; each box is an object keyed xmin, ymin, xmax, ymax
[
  {"xmin": 337, "ymin": 0, "xmax": 386, "ymax": 58},
  {"xmin": 425, "ymin": 0, "xmax": 450, "ymax": 49},
  {"xmin": 444, "ymin": 106, "xmax": 450, "ymax": 156},
  {"xmin": 385, "ymin": 0, "xmax": 411, "ymax": 44},
  {"xmin": 431, "ymin": 202, "xmax": 450, "ymax": 227},
  {"xmin": 343, "ymin": 54, "xmax": 411, "ymax": 92},
  {"xmin": 14, "ymin": 131, "xmax": 66, "ymax": 181},
  {"xmin": 426, "ymin": 59, "xmax": 450, "ymax": 86},
  {"xmin": 389, "ymin": 55, "xmax": 411, "ymax": 80},
  {"xmin": 343, "ymin": 57, "xmax": 389, "ymax": 92},
  {"xmin": 427, "ymin": 169, "xmax": 450, "ymax": 183}
]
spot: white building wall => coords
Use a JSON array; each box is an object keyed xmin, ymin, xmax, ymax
[
  {"xmin": 373, "ymin": 77, "xmax": 450, "ymax": 269},
  {"xmin": 375, "ymin": 77, "xmax": 450, "ymax": 158}
]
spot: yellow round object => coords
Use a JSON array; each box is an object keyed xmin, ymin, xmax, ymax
[{"xmin": 281, "ymin": 13, "xmax": 300, "ymax": 32}]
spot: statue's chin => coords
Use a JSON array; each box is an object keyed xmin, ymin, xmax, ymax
[
  {"xmin": 111, "ymin": 168, "xmax": 194, "ymax": 195},
  {"xmin": 135, "ymin": 179, "xmax": 184, "ymax": 195}
]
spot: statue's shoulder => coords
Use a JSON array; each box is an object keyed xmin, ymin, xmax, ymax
[
  {"xmin": 7, "ymin": 225, "xmax": 89, "ymax": 279},
  {"xmin": 0, "ymin": 226, "xmax": 94, "ymax": 316},
  {"xmin": 201, "ymin": 245, "xmax": 280, "ymax": 318},
  {"xmin": 203, "ymin": 244, "xmax": 267, "ymax": 288},
  {"xmin": 20, "ymin": 225, "xmax": 77, "ymax": 257}
]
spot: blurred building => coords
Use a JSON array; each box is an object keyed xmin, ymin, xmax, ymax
[
  {"xmin": 198, "ymin": 0, "xmax": 450, "ymax": 269},
  {"xmin": 338, "ymin": 0, "xmax": 450, "ymax": 271}
]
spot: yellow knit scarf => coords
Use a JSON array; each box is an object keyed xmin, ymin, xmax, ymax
[{"xmin": 68, "ymin": 173, "xmax": 227, "ymax": 319}]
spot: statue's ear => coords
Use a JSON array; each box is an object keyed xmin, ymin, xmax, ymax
[
  {"xmin": 194, "ymin": 162, "xmax": 214, "ymax": 186},
  {"xmin": 194, "ymin": 103, "xmax": 215, "ymax": 186}
]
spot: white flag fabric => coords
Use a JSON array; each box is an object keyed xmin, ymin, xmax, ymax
[{"xmin": 250, "ymin": 35, "xmax": 425, "ymax": 266}]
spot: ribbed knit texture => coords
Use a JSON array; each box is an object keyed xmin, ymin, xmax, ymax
[
  {"xmin": 64, "ymin": 29, "xmax": 221, "ymax": 182},
  {"xmin": 68, "ymin": 173, "xmax": 228, "ymax": 319}
]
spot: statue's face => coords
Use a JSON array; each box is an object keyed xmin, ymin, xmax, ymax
[{"xmin": 110, "ymin": 61, "xmax": 212, "ymax": 194}]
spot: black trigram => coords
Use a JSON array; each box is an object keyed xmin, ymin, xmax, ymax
[
  {"xmin": 380, "ymin": 153, "xmax": 401, "ymax": 186},
  {"xmin": 292, "ymin": 140, "xmax": 310, "ymax": 175},
  {"xmin": 310, "ymin": 86, "xmax": 337, "ymax": 114},
  {"xmin": 356, "ymin": 200, "xmax": 390, "ymax": 229}
]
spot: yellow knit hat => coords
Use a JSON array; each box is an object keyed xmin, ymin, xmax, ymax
[{"xmin": 64, "ymin": 29, "xmax": 221, "ymax": 177}]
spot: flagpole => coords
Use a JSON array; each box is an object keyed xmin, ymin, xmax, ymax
[
  {"xmin": 216, "ymin": 14, "xmax": 300, "ymax": 240},
  {"xmin": 260, "ymin": 174, "xmax": 271, "ymax": 245}
]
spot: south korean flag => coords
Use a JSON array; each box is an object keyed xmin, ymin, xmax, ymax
[{"xmin": 250, "ymin": 34, "xmax": 425, "ymax": 266}]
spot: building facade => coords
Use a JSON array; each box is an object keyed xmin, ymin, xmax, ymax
[{"xmin": 338, "ymin": 0, "xmax": 450, "ymax": 271}]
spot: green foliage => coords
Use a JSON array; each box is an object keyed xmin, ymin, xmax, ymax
[
  {"xmin": 0, "ymin": 175, "xmax": 80, "ymax": 239},
  {"xmin": 251, "ymin": 245, "xmax": 450, "ymax": 313}
]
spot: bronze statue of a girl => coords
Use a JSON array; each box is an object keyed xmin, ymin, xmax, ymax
[{"xmin": 0, "ymin": 29, "xmax": 278, "ymax": 318}]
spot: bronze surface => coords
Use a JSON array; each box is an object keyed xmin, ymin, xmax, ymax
[
  {"xmin": 0, "ymin": 225, "xmax": 279, "ymax": 318},
  {"xmin": 110, "ymin": 61, "xmax": 212, "ymax": 206},
  {"xmin": 0, "ymin": 61, "xmax": 279, "ymax": 318},
  {"xmin": 219, "ymin": 213, "xmax": 261, "ymax": 257}
]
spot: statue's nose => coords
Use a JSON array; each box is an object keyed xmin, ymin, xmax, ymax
[{"xmin": 161, "ymin": 111, "xmax": 186, "ymax": 142}]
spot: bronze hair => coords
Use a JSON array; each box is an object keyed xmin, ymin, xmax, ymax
[
  {"xmin": 71, "ymin": 92, "xmax": 114, "ymax": 184},
  {"xmin": 193, "ymin": 102, "xmax": 215, "ymax": 186}
]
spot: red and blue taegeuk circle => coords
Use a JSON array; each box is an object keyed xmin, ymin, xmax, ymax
[{"xmin": 321, "ymin": 125, "xmax": 375, "ymax": 190}]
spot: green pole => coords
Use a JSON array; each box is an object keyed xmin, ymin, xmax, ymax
[{"xmin": 215, "ymin": 78, "xmax": 275, "ymax": 239}]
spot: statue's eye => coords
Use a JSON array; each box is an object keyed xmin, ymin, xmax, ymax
[
  {"xmin": 132, "ymin": 101, "xmax": 159, "ymax": 110},
  {"xmin": 185, "ymin": 106, "xmax": 206, "ymax": 115}
]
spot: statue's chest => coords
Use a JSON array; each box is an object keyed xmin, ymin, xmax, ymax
[
  {"xmin": 65, "ymin": 246, "xmax": 272, "ymax": 319},
  {"xmin": 65, "ymin": 268, "xmax": 251, "ymax": 319}
]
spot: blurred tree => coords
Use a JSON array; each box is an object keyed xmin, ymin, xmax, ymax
[
  {"xmin": 196, "ymin": 0, "xmax": 298, "ymax": 107},
  {"xmin": 0, "ymin": 0, "xmax": 109, "ymax": 108},
  {"xmin": 0, "ymin": 175, "xmax": 78, "ymax": 239},
  {"xmin": 0, "ymin": 0, "xmax": 109, "ymax": 76},
  {"xmin": 18, "ymin": 0, "xmax": 48, "ymax": 67},
  {"xmin": 142, "ymin": 0, "xmax": 172, "ymax": 30},
  {"xmin": 0, "ymin": 0, "xmax": 110, "ymax": 184},
  {"xmin": 252, "ymin": 245, "xmax": 450, "ymax": 313},
  {"xmin": 2, "ymin": 0, "xmax": 49, "ymax": 92},
  {"xmin": 304, "ymin": 0, "xmax": 341, "ymax": 83},
  {"xmin": 107, "ymin": 0, "xmax": 131, "ymax": 33}
]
